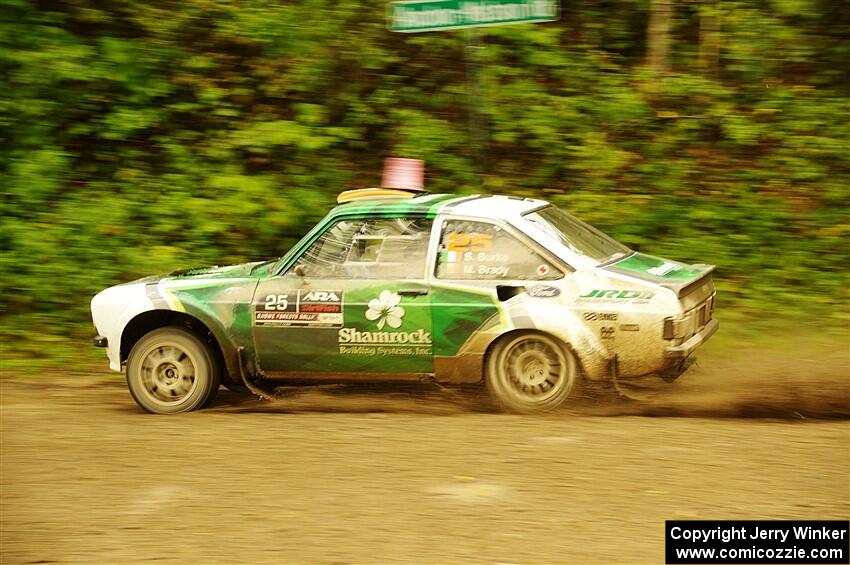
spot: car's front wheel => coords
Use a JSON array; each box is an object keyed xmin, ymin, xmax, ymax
[
  {"xmin": 126, "ymin": 327, "xmax": 220, "ymax": 414},
  {"xmin": 486, "ymin": 332, "xmax": 577, "ymax": 413}
]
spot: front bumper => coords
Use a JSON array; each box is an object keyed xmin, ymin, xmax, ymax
[
  {"xmin": 93, "ymin": 335, "xmax": 108, "ymax": 348},
  {"xmin": 665, "ymin": 319, "xmax": 719, "ymax": 360}
]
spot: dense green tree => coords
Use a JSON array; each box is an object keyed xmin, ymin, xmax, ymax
[{"xmin": 1, "ymin": 0, "xmax": 848, "ymax": 345}]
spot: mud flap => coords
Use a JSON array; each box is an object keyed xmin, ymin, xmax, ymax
[
  {"xmin": 609, "ymin": 355, "xmax": 633, "ymax": 399},
  {"xmin": 610, "ymin": 355, "xmax": 657, "ymax": 401},
  {"xmin": 237, "ymin": 346, "xmax": 296, "ymax": 402},
  {"xmin": 660, "ymin": 356, "xmax": 696, "ymax": 383},
  {"xmin": 611, "ymin": 354, "xmax": 688, "ymax": 401}
]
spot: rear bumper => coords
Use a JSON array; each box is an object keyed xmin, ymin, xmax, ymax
[
  {"xmin": 665, "ymin": 319, "xmax": 719, "ymax": 360},
  {"xmin": 609, "ymin": 320, "xmax": 718, "ymax": 385}
]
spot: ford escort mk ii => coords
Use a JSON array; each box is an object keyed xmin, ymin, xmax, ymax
[{"xmin": 91, "ymin": 189, "xmax": 718, "ymax": 414}]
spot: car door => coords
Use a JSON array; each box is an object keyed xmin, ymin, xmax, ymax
[{"xmin": 252, "ymin": 216, "xmax": 435, "ymax": 378}]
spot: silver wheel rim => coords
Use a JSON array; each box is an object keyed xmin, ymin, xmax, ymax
[
  {"xmin": 499, "ymin": 335, "xmax": 571, "ymax": 404},
  {"xmin": 139, "ymin": 344, "xmax": 199, "ymax": 407}
]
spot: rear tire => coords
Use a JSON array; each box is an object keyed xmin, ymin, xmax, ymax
[
  {"xmin": 126, "ymin": 327, "xmax": 220, "ymax": 414},
  {"xmin": 486, "ymin": 332, "xmax": 576, "ymax": 414}
]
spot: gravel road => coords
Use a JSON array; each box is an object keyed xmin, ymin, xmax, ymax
[{"xmin": 2, "ymin": 346, "xmax": 848, "ymax": 564}]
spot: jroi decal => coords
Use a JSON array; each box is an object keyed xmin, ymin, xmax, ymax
[{"xmin": 576, "ymin": 289, "xmax": 655, "ymax": 304}]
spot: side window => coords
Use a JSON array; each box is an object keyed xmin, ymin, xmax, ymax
[
  {"xmin": 435, "ymin": 219, "xmax": 562, "ymax": 281},
  {"xmin": 293, "ymin": 217, "xmax": 433, "ymax": 279}
]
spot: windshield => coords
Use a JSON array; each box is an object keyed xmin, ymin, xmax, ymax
[{"xmin": 523, "ymin": 205, "xmax": 631, "ymax": 264}]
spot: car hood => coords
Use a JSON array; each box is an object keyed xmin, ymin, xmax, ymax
[
  {"xmin": 123, "ymin": 261, "xmax": 270, "ymax": 287},
  {"xmin": 166, "ymin": 261, "xmax": 267, "ymax": 279}
]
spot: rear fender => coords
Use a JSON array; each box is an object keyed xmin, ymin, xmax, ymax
[{"xmin": 434, "ymin": 295, "xmax": 612, "ymax": 383}]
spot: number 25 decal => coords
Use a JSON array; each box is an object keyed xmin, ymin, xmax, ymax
[
  {"xmin": 264, "ymin": 294, "xmax": 289, "ymax": 311},
  {"xmin": 447, "ymin": 232, "xmax": 493, "ymax": 253}
]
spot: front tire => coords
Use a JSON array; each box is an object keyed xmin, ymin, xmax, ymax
[
  {"xmin": 126, "ymin": 327, "xmax": 220, "ymax": 414},
  {"xmin": 486, "ymin": 332, "xmax": 577, "ymax": 414}
]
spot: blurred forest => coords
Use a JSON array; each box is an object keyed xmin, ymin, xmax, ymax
[{"xmin": 2, "ymin": 0, "xmax": 849, "ymax": 348}]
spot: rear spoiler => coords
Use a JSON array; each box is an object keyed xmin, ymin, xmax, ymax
[{"xmin": 660, "ymin": 265, "xmax": 716, "ymax": 298}]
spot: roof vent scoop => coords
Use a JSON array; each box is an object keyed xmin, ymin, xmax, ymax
[{"xmin": 337, "ymin": 158, "xmax": 428, "ymax": 203}]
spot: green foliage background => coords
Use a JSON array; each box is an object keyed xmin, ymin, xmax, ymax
[{"xmin": 2, "ymin": 0, "xmax": 849, "ymax": 350}]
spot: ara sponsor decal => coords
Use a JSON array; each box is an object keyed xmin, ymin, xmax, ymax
[
  {"xmin": 338, "ymin": 290, "xmax": 432, "ymax": 356},
  {"xmin": 576, "ymin": 289, "xmax": 655, "ymax": 304},
  {"xmin": 254, "ymin": 289, "xmax": 343, "ymax": 327},
  {"xmin": 584, "ymin": 311, "xmax": 618, "ymax": 321},
  {"xmin": 527, "ymin": 285, "xmax": 561, "ymax": 298}
]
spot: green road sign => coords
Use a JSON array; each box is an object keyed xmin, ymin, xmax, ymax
[{"xmin": 388, "ymin": 0, "xmax": 559, "ymax": 33}]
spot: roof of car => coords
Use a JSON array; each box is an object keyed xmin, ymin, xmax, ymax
[{"xmin": 331, "ymin": 193, "xmax": 548, "ymax": 220}]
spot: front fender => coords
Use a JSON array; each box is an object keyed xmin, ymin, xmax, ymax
[
  {"xmin": 92, "ymin": 283, "xmax": 158, "ymax": 371},
  {"xmin": 92, "ymin": 278, "xmax": 257, "ymax": 374},
  {"xmin": 154, "ymin": 279, "xmax": 258, "ymax": 376}
]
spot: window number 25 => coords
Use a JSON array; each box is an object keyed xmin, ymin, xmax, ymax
[
  {"xmin": 264, "ymin": 294, "xmax": 289, "ymax": 311},
  {"xmin": 447, "ymin": 232, "xmax": 493, "ymax": 253}
]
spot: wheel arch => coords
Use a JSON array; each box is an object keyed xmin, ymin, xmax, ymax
[
  {"xmin": 121, "ymin": 310, "xmax": 231, "ymax": 378},
  {"xmin": 483, "ymin": 328, "xmax": 585, "ymax": 378},
  {"xmin": 483, "ymin": 328, "xmax": 582, "ymax": 413}
]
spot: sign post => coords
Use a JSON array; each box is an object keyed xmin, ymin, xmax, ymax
[
  {"xmin": 389, "ymin": 0, "xmax": 559, "ymax": 33},
  {"xmin": 388, "ymin": 0, "xmax": 560, "ymax": 185}
]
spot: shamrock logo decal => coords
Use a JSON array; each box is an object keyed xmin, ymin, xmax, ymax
[{"xmin": 366, "ymin": 290, "xmax": 405, "ymax": 330}]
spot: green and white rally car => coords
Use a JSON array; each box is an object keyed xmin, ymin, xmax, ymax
[{"xmin": 91, "ymin": 189, "xmax": 718, "ymax": 414}]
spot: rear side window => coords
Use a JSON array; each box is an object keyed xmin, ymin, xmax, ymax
[
  {"xmin": 524, "ymin": 205, "xmax": 630, "ymax": 265},
  {"xmin": 294, "ymin": 217, "xmax": 433, "ymax": 279},
  {"xmin": 435, "ymin": 219, "xmax": 562, "ymax": 281}
]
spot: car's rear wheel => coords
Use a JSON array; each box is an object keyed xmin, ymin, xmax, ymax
[
  {"xmin": 126, "ymin": 327, "xmax": 220, "ymax": 414},
  {"xmin": 486, "ymin": 332, "xmax": 576, "ymax": 413}
]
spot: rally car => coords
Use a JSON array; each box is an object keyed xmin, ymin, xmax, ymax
[{"xmin": 91, "ymin": 189, "xmax": 718, "ymax": 414}]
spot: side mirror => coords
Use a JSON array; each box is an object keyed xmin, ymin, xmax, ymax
[{"xmin": 293, "ymin": 265, "xmax": 305, "ymax": 277}]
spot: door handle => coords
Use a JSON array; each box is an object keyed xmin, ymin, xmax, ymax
[{"xmin": 398, "ymin": 288, "xmax": 429, "ymax": 297}]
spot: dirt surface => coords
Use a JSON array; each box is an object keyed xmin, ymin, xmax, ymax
[{"xmin": 2, "ymin": 344, "xmax": 849, "ymax": 564}]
